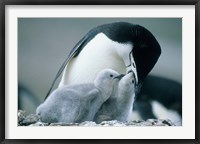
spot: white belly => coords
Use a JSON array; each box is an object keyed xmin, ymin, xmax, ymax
[{"xmin": 59, "ymin": 33, "xmax": 133, "ymax": 87}]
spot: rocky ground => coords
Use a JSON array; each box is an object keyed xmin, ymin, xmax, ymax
[{"xmin": 18, "ymin": 110, "xmax": 176, "ymax": 126}]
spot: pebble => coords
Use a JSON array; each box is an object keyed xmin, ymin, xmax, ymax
[
  {"xmin": 20, "ymin": 114, "xmax": 40, "ymax": 126},
  {"xmin": 18, "ymin": 110, "xmax": 27, "ymax": 124}
]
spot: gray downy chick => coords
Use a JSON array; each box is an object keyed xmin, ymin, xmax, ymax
[
  {"xmin": 94, "ymin": 72, "xmax": 136, "ymax": 123},
  {"xmin": 36, "ymin": 69, "xmax": 120, "ymax": 123}
]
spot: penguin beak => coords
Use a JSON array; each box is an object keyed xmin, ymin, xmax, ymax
[
  {"xmin": 114, "ymin": 74, "xmax": 125, "ymax": 80},
  {"xmin": 126, "ymin": 51, "xmax": 138, "ymax": 85},
  {"xmin": 127, "ymin": 70, "xmax": 133, "ymax": 74}
]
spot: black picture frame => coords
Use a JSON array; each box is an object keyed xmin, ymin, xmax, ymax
[{"xmin": 0, "ymin": 0, "xmax": 199, "ymax": 143}]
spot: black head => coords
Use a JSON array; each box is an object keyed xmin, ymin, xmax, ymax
[{"xmin": 97, "ymin": 22, "xmax": 161, "ymax": 84}]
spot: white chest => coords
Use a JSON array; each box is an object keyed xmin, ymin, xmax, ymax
[{"xmin": 59, "ymin": 33, "xmax": 133, "ymax": 87}]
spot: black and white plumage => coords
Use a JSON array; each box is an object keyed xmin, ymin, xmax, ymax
[
  {"xmin": 37, "ymin": 69, "xmax": 121, "ymax": 123},
  {"xmin": 133, "ymin": 75, "xmax": 182, "ymax": 120},
  {"xmin": 45, "ymin": 22, "xmax": 161, "ymax": 103},
  {"xmin": 94, "ymin": 72, "xmax": 136, "ymax": 123}
]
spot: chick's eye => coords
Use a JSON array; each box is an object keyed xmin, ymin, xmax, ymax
[
  {"xmin": 132, "ymin": 80, "xmax": 134, "ymax": 83},
  {"xmin": 110, "ymin": 74, "xmax": 113, "ymax": 77}
]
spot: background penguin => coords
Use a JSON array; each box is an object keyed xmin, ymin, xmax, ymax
[
  {"xmin": 132, "ymin": 75, "xmax": 182, "ymax": 125},
  {"xmin": 36, "ymin": 69, "xmax": 121, "ymax": 123},
  {"xmin": 18, "ymin": 84, "xmax": 40, "ymax": 114},
  {"xmin": 94, "ymin": 72, "xmax": 136, "ymax": 123},
  {"xmin": 45, "ymin": 22, "xmax": 161, "ymax": 100}
]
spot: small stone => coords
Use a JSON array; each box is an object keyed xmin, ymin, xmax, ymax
[
  {"xmin": 147, "ymin": 119, "xmax": 158, "ymax": 123},
  {"xmin": 136, "ymin": 121, "xmax": 153, "ymax": 126},
  {"xmin": 18, "ymin": 110, "xmax": 27, "ymax": 124},
  {"xmin": 79, "ymin": 121, "xmax": 97, "ymax": 126},
  {"xmin": 20, "ymin": 114, "xmax": 40, "ymax": 126},
  {"xmin": 49, "ymin": 122, "xmax": 79, "ymax": 126},
  {"xmin": 135, "ymin": 120, "xmax": 144, "ymax": 123},
  {"xmin": 29, "ymin": 121, "xmax": 49, "ymax": 126},
  {"xmin": 98, "ymin": 120, "xmax": 126, "ymax": 126},
  {"xmin": 162, "ymin": 119, "xmax": 176, "ymax": 126}
]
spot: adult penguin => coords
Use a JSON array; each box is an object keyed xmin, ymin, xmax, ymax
[{"xmin": 45, "ymin": 22, "xmax": 161, "ymax": 99}]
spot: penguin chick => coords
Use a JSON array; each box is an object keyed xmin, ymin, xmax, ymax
[
  {"xmin": 36, "ymin": 69, "xmax": 120, "ymax": 123},
  {"xmin": 94, "ymin": 72, "xmax": 136, "ymax": 123}
]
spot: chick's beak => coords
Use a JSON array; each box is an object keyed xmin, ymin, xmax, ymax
[{"xmin": 114, "ymin": 74, "xmax": 125, "ymax": 80}]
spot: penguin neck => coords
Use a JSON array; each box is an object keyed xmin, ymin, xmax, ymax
[
  {"xmin": 117, "ymin": 82, "xmax": 136, "ymax": 107},
  {"xmin": 94, "ymin": 82, "xmax": 113, "ymax": 102}
]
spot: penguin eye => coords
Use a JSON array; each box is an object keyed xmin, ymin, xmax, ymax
[
  {"xmin": 110, "ymin": 74, "xmax": 113, "ymax": 78},
  {"xmin": 132, "ymin": 80, "xmax": 134, "ymax": 83}
]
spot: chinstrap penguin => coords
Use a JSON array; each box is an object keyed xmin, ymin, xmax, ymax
[
  {"xmin": 45, "ymin": 22, "xmax": 161, "ymax": 100},
  {"xmin": 133, "ymin": 75, "xmax": 182, "ymax": 123}
]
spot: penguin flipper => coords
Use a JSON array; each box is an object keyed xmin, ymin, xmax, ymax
[{"xmin": 44, "ymin": 30, "xmax": 98, "ymax": 100}]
